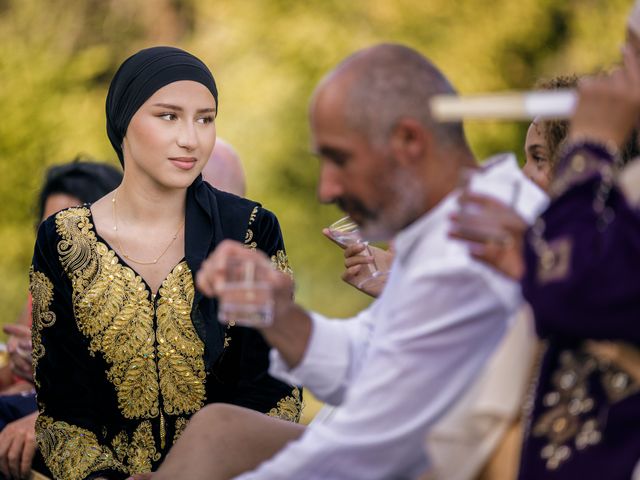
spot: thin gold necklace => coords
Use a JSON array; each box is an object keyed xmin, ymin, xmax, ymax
[{"xmin": 111, "ymin": 190, "xmax": 185, "ymax": 265}]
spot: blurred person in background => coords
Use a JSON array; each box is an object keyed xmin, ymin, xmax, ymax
[
  {"xmin": 523, "ymin": 75, "xmax": 639, "ymax": 194},
  {"xmin": 449, "ymin": 7, "xmax": 640, "ymax": 477},
  {"xmin": 201, "ymin": 138, "xmax": 246, "ymax": 197},
  {"xmin": 0, "ymin": 158, "xmax": 122, "ymax": 480},
  {"xmin": 517, "ymin": 42, "xmax": 640, "ymax": 480},
  {"xmin": 523, "ymin": 76, "xmax": 578, "ymax": 192}
]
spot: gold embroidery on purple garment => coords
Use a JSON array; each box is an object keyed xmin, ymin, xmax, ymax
[
  {"xmin": 532, "ymin": 347, "xmax": 640, "ymax": 470},
  {"xmin": 536, "ymin": 237, "xmax": 572, "ymax": 285}
]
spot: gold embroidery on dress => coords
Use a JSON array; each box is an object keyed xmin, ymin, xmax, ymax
[
  {"xmin": 56, "ymin": 207, "xmax": 98, "ymax": 280},
  {"xmin": 244, "ymin": 229, "xmax": 258, "ymax": 250},
  {"xmin": 156, "ymin": 263, "xmax": 206, "ymax": 416},
  {"xmin": 111, "ymin": 431, "xmax": 129, "ymax": 463},
  {"xmin": 36, "ymin": 415, "xmax": 126, "ymax": 480},
  {"xmin": 249, "ymin": 206, "xmax": 258, "ymax": 225},
  {"xmin": 29, "ymin": 267, "xmax": 56, "ymax": 388},
  {"xmin": 271, "ymin": 250, "xmax": 293, "ymax": 278},
  {"xmin": 110, "ymin": 421, "xmax": 161, "ymax": 475},
  {"xmin": 127, "ymin": 421, "xmax": 162, "ymax": 474},
  {"xmin": 267, "ymin": 387, "xmax": 303, "ymax": 423},
  {"xmin": 533, "ymin": 347, "xmax": 640, "ymax": 470},
  {"xmin": 160, "ymin": 411, "xmax": 166, "ymax": 449},
  {"xmin": 173, "ymin": 417, "xmax": 189, "ymax": 444},
  {"xmin": 55, "ymin": 208, "xmax": 206, "ymax": 421},
  {"xmin": 244, "ymin": 206, "xmax": 259, "ymax": 250}
]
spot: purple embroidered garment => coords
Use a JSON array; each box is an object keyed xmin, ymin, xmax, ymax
[{"xmin": 518, "ymin": 148, "xmax": 640, "ymax": 479}]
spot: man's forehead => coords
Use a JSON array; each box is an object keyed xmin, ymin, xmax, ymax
[{"xmin": 310, "ymin": 84, "xmax": 348, "ymax": 134}]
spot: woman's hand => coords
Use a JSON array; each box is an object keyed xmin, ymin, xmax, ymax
[{"xmin": 322, "ymin": 229, "xmax": 393, "ymax": 298}]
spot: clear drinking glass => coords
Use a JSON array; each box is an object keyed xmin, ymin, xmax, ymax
[
  {"xmin": 455, "ymin": 165, "xmax": 522, "ymax": 245},
  {"xmin": 218, "ymin": 257, "xmax": 274, "ymax": 327},
  {"xmin": 327, "ymin": 215, "xmax": 387, "ymax": 288}
]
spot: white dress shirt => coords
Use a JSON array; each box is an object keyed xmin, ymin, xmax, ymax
[{"xmin": 236, "ymin": 154, "xmax": 548, "ymax": 480}]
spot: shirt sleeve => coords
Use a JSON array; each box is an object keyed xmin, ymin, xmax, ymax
[
  {"xmin": 30, "ymin": 219, "xmax": 127, "ymax": 480},
  {"xmin": 235, "ymin": 262, "xmax": 511, "ymax": 479},
  {"xmin": 269, "ymin": 308, "xmax": 375, "ymax": 406}
]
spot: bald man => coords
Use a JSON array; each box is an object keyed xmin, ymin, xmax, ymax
[
  {"xmin": 201, "ymin": 139, "xmax": 247, "ymax": 197},
  {"xmin": 154, "ymin": 43, "xmax": 546, "ymax": 480}
]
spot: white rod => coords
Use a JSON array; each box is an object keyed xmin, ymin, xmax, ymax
[{"xmin": 430, "ymin": 90, "xmax": 577, "ymax": 121}]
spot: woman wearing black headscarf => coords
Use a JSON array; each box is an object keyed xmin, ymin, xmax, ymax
[{"xmin": 29, "ymin": 46, "xmax": 301, "ymax": 480}]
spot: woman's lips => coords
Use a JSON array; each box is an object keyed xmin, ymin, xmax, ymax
[{"xmin": 169, "ymin": 157, "xmax": 197, "ymax": 170}]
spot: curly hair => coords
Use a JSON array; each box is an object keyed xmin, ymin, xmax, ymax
[
  {"xmin": 535, "ymin": 75, "xmax": 579, "ymax": 169},
  {"xmin": 536, "ymin": 74, "xmax": 639, "ymax": 167}
]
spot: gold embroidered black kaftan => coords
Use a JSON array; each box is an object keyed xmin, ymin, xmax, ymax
[{"xmin": 30, "ymin": 186, "xmax": 302, "ymax": 480}]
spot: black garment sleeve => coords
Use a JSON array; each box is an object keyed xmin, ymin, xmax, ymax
[
  {"xmin": 207, "ymin": 206, "xmax": 303, "ymax": 422},
  {"xmin": 30, "ymin": 218, "xmax": 127, "ymax": 480}
]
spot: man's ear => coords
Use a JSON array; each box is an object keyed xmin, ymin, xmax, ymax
[{"xmin": 389, "ymin": 118, "xmax": 428, "ymax": 166}]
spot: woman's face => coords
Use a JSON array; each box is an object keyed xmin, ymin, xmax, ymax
[
  {"xmin": 523, "ymin": 119, "xmax": 552, "ymax": 192},
  {"xmin": 122, "ymin": 80, "xmax": 217, "ymax": 190}
]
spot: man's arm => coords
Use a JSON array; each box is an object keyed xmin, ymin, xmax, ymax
[
  {"xmin": 235, "ymin": 263, "xmax": 511, "ymax": 480},
  {"xmin": 267, "ymin": 308, "xmax": 375, "ymax": 406},
  {"xmin": 197, "ymin": 240, "xmax": 374, "ymax": 406}
]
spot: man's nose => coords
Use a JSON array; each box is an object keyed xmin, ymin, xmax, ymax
[{"xmin": 317, "ymin": 164, "xmax": 344, "ymax": 204}]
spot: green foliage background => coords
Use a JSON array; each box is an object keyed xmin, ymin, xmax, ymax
[{"xmin": 0, "ymin": 0, "xmax": 631, "ymax": 335}]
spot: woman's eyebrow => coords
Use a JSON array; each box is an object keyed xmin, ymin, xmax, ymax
[{"xmin": 152, "ymin": 103, "xmax": 216, "ymax": 114}]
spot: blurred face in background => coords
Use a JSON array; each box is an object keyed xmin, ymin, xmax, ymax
[
  {"xmin": 523, "ymin": 118, "xmax": 552, "ymax": 192},
  {"xmin": 41, "ymin": 193, "xmax": 81, "ymax": 222},
  {"xmin": 627, "ymin": 26, "xmax": 640, "ymax": 60}
]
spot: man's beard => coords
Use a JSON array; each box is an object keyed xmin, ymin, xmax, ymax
[{"xmin": 339, "ymin": 167, "xmax": 426, "ymax": 242}]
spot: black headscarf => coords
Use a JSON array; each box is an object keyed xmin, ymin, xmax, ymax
[{"xmin": 106, "ymin": 46, "xmax": 218, "ymax": 166}]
